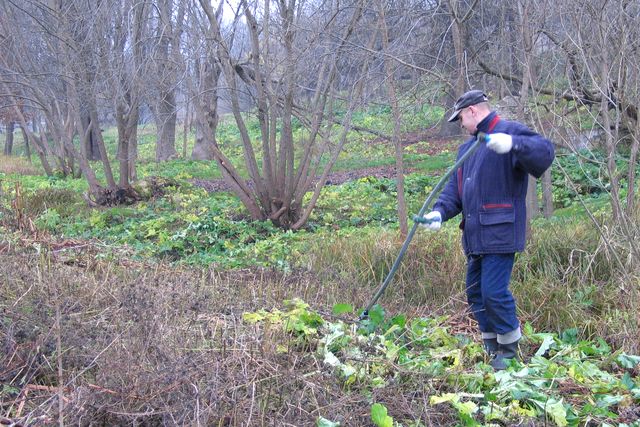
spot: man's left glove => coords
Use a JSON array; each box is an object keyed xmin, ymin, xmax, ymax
[
  {"xmin": 485, "ymin": 133, "xmax": 513, "ymax": 154},
  {"xmin": 419, "ymin": 211, "xmax": 442, "ymax": 231}
]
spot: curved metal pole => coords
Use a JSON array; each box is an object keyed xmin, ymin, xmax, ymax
[{"xmin": 360, "ymin": 133, "xmax": 485, "ymax": 320}]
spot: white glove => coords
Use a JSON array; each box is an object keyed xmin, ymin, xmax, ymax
[
  {"xmin": 421, "ymin": 211, "xmax": 442, "ymax": 231},
  {"xmin": 485, "ymin": 133, "xmax": 513, "ymax": 154}
]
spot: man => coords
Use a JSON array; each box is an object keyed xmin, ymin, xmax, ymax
[{"xmin": 421, "ymin": 90, "xmax": 554, "ymax": 370}]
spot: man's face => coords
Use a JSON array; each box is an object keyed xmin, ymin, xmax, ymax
[{"xmin": 459, "ymin": 105, "xmax": 478, "ymax": 134}]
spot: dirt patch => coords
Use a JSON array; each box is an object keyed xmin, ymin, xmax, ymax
[
  {"xmin": 191, "ymin": 165, "xmax": 412, "ymax": 193},
  {"xmin": 192, "ymin": 130, "xmax": 461, "ymax": 193},
  {"xmin": 369, "ymin": 129, "xmax": 461, "ymax": 153}
]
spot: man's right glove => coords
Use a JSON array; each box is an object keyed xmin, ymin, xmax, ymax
[{"xmin": 420, "ymin": 211, "xmax": 442, "ymax": 231}]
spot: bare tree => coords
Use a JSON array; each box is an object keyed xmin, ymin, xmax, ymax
[
  {"xmin": 109, "ymin": 0, "xmax": 152, "ymax": 188},
  {"xmin": 186, "ymin": 2, "xmax": 224, "ymax": 161},
  {"xmin": 378, "ymin": 1, "xmax": 408, "ymax": 236},
  {"xmin": 197, "ymin": 0, "xmax": 372, "ymax": 229},
  {"xmin": 148, "ymin": 0, "xmax": 186, "ymax": 162},
  {"xmin": 440, "ymin": 0, "xmax": 479, "ymax": 137}
]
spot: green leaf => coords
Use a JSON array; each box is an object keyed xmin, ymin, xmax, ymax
[
  {"xmin": 560, "ymin": 328, "xmax": 578, "ymax": 345},
  {"xmin": 242, "ymin": 311, "xmax": 266, "ymax": 323},
  {"xmin": 454, "ymin": 400, "xmax": 479, "ymax": 416},
  {"xmin": 595, "ymin": 394, "xmax": 624, "ymax": 409},
  {"xmin": 535, "ymin": 335, "xmax": 556, "ymax": 357},
  {"xmin": 323, "ymin": 351, "xmax": 341, "ymax": 367},
  {"xmin": 389, "ymin": 314, "xmax": 406, "ymax": 328},
  {"xmin": 430, "ymin": 393, "xmax": 459, "ymax": 405},
  {"xmin": 332, "ymin": 303, "xmax": 354, "ymax": 315},
  {"xmin": 544, "ymin": 398, "xmax": 567, "ymax": 427},
  {"xmin": 368, "ymin": 304, "xmax": 385, "ymax": 325},
  {"xmin": 621, "ymin": 372, "xmax": 636, "ymax": 390},
  {"xmin": 371, "ymin": 403, "xmax": 394, "ymax": 427},
  {"xmin": 617, "ymin": 353, "xmax": 640, "ymax": 369},
  {"xmin": 317, "ymin": 416, "xmax": 341, "ymax": 427}
]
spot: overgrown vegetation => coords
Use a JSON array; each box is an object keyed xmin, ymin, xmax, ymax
[{"xmin": 1, "ymin": 106, "xmax": 640, "ymax": 424}]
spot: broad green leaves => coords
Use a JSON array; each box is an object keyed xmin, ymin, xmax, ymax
[
  {"xmin": 332, "ymin": 303, "xmax": 353, "ymax": 315},
  {"xmin": 371, "ymin": 403, "xmax": 394, "ymax": 427},
  {"xmin": 244, "ymin": 300, "xmax": 640, "ymax": 427}
]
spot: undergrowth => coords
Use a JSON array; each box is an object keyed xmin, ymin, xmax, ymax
[
  {"xmin": 1, "ymin": 244, "xmax": 638, "ymax": 426},
  {"xmin": 0, "ymin": 155, "xmax": 39, "ymax": 176}
]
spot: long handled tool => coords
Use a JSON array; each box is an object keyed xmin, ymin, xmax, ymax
[{"xmin": 359, "ymin": 133, "xmax": 487, "ymax": 320}]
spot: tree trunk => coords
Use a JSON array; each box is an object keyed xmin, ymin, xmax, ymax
[
  {"xmin": 89, "ymin": 105, "xmax": 116, "ymax": 188},
  {"xmin": 191, "ymin": 57, "xmax": 220, "ymax": 161},
  {"xmin": 440, "ymin": 0, "xmax": 476, "ymax": 137},
  {"xmin": 525, "ymin": 177, "xmax": 538, "ymax": 238},
  {"xmin": 116, "ymin": 98, "xmax": 139, "ymax": 188},
  {"xmin": 542, "ymin": 168, "xmax": 553, "ymax": 218},
  {"xmin": 4, "ymin": 122, "xmax": 14, "ymax": 155},
  {"xmin": 152, "ymin": 0, "xmax": 183, "ymax": 162},
  {"xmin": 517, "ymin": 0, "xmax": 544, "ymax": 238},
  {"xmin": 80, "ymin": 107, "xmax": 100, "ymax": 161},
  {"xmin": 191, "ymin": 111, "xmax": 217, "ymax": 160},
  {"xmin": 379, "ymin": 1, "xmax": 408, "ymax": 236},
  {"xmin": 154, "ymin": 90, "xmax": 178, "ymax": 161},
  {"xmin": 22, "ymin": 124, "xmax": 31, "ymax": 162},
  {"xmin": 21, "ymin": 121, "xmax": 38, "ymax": 163},
  {"xmin": 182, "ymin": 99, "xmax": 189, "ymax": 158}
]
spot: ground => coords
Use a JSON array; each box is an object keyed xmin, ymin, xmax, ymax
[{"xmin": 192, "ymin": 130, "xmax": 462, "ymax": 193}]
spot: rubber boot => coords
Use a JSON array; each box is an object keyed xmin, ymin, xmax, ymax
[
  {"xmin": 490, "ymin": 340, "xmax": 519, "ymax": 371},
  {"xmin": 483, "ymin": 338, "xmax": 499, "ymax": 358}
]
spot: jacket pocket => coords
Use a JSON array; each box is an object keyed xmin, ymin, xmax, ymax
[{"xmin": 479, "ymin": 207, "xmax": 515, "ymax": 249}]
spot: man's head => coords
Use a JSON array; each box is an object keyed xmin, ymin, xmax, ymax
[{"xmin": 447, "ymin": 90, "xmax": 491, "ymax": 134}]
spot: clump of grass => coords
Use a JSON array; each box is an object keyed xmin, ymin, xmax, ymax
[
  {"xmin": 513, "ymin": 217, "xmax": 639, "ymax": 352},
  {"xmin": 24, "ymin": 187, "xmax": 85, "ymax": 218},
  {"xmin": 299, "ymin": 224, "xmax": 467, "ymax": 312},
  {"xmin": 0, "ymin": 155, "xmax": 39, "ymax": 175},
  {"xmin": 2, "ymin": 224, "xmax": 638, "ymax": 425},
  {"xmin": 0, "ymin": 245, "xmax": 406, "ymax": 425},
  {"xmin": 300, "ymin": 218, "xmax": 640, "ymax": 353}
]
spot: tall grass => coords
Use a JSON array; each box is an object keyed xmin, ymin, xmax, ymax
[
  {"xmin": 301, "ymin": 218, "xmax": 640, "ymax": 352},
  {"xmin": 0, "ymin": 155, "xmax": 40, "ymax": 175},
  {"xmin": 300, "ymin": 225, "xmax": 466, "ymax": 311},
  {"xmin": 2, "ymin": 214, "xmax": 638, "ymax": 424}
]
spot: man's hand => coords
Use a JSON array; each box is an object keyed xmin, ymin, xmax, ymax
[
  {"xmin": 486, "ymin": 133, "xmax": 513, "ymax": 154},
  {"xmin": 420, "ymin": 211, "xmax": 442, "ymax": 231}
]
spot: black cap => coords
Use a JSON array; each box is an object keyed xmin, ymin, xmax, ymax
[{"xmin": 447, "ymin": 90, "xmax": 488, "ymax": 122}]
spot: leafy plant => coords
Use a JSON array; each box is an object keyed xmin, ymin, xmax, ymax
[
  {"xmin": 244, "ymin": 299, "xmax": 640, "ymax": 426},
  {"xmin": 371, "ymin": 403, "xmax": 394, "ymax": 427}
]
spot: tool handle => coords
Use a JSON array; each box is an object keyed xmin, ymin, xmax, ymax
[
  {"xmin": 412, "ymin": 215, "xmax": 438, "ymax": 224},
  {"xmin": 359, "ymin": 133, "xmax": 486, "ymax": 321}
]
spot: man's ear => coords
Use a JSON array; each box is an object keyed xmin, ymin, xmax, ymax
[{"xmin": 468, "ymin": 105, "xmax": 476, "ymax": 117}]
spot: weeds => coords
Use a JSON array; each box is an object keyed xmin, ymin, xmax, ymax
[
  {"xmin": 2, "ymin": 238, "xmax": 638, "ymax": 425},
  {"xmin": 0, "ymin": 155, "xmax": 39, "ymax": 176}
]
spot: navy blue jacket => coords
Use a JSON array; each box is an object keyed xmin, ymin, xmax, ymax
[{"xmin": 433, "ymin": 112, "xmax": 555, "ymax": 255}]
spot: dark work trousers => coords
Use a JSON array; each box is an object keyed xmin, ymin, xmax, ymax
[{"xmin": 465, "ymin": 253, "xmax": 521, "ymax": 344}]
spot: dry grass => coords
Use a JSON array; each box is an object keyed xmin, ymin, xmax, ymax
[
  {"xmin": 0, "ymin": 155, "xmax": 40, "ymax": 176},
  {"xmin": 1, "ymin": 218, "xmax": 638, "ymax": 425},
  {"xmin": 0, "ymin": 239, "xmax": 467, "ymax": 426}
]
